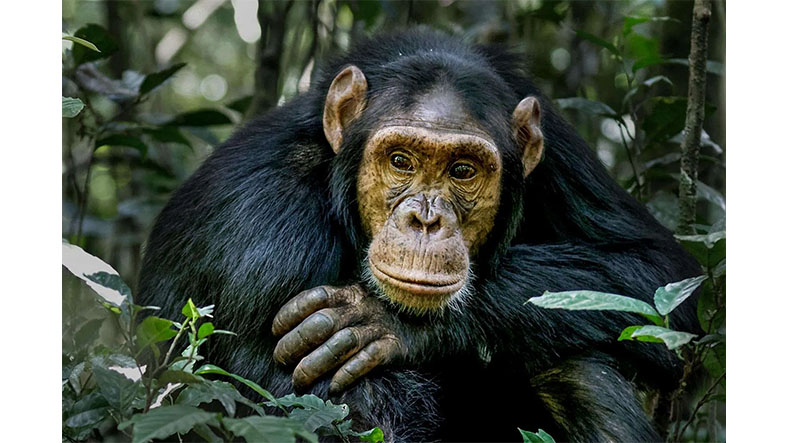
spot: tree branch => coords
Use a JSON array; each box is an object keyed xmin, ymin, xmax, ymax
[{"xmin": 677, "ymin": 0, "xmax": 712, "ymax": 235}]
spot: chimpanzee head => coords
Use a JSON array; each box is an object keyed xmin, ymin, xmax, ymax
[{"xmin": 322, "ymin": 37, "xmax": 544, "ymax": 313}]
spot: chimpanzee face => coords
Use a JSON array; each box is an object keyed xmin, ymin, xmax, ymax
[{"xmin": 323, "ymin": 65, "xmax": 544, "ymax": 313}]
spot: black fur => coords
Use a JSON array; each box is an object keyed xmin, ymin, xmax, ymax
[{"xmin": 137, "ymin": 28, "xmax": 700, "ymax": 442}]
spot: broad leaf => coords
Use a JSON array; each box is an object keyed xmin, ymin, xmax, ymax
[
  {"xmin": 136, "ymin": 317, "xmax": 178, "ymax": 350},
  {"xmin": 653, "ymin": 275, "xmax": 707, "ymax": 316},
  {"xmin": 226, "ymin": 95, "xmax": 253, "ymax": 114},
  {"xmin": 182, "ymin": 298, "xmax": 199, "ymax": 320},
  {"xmin": 90, "ymin": 355, "xmax": 145, "ymax": 415},
  {"xmin": 65, "ymin": 391, "xmax": 109, "ymax": 429},
  {"xmin": 165, "ymin": 109, "xmax": 232, "ymax": 127},
  {"xmin": 273, "ymin": 394, "xmax": 327, "ymax": 409},
  {"xmin": 223, "ymin": 416, "xmax": 318, "ymax": 443},
  {"xmin": 702, "ymin": 338, "xmax": 726, "ymax": 379},
  {"xmin": 198, "ymin": 322, "xmax": 215, "ymax": 339},
  {"xmin": 140, "ymin": 63, "xmax": 187, "ymax": 96},
  {"xmin": 157, "ymin": 370, "xmax": 203, "ymax": 386},
  {"xmin": 62, "ymin": 96, "xmax": 84, "ymax": 118},
  {"xmin": 555, "ymin": 97, "xmax": 617, "ymax": 117},
  {"xmin": 176, "ymin": 380, "xmax": 264, "ymax": 417},
  {"xmin": 619, "ymin": 325, "xmax": 696, "ymax": 350},
  {"xmin": 118, "ymin": 405, "xmax": 219, "ymax": 443},
  {"xmin": 675, "ymin": 230, "xmax": 726, "ymax": 268},
  {"xmin": 289, "ymin": 401, "xmax": 349, "ymax": 432},
  {"xmin": 519, "ymin": 428, "xmax": 556, "ymax": 443},
  {"xmin": 357, "ymin": 427, "xmax": 385, "ymax": 442},
  {"xmin": 194, "ymin": 364, "xmax": 278, "ymax": 404},
  {"xmin": 72, "ymin": 24, "xmax": 118, "ymax": 65},
  {"xmin": 528, "ymin": 290, "xmax": 662, "ymax": 325},
  {"xmin": 62, "ymin": 241, "xmax": 129, "ymax": 306}
]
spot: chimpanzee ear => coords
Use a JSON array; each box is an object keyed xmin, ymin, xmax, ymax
[
  {"xmin": 512, "ymin": 96, "xmax": 545, "ymax": 178},
  {"xmin": 323, "ymin": 65, "xmax": 368, "ymax": 154}
]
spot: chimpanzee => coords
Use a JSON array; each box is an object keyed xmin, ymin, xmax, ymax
[{"xmin": 137, "ymin": 28, "xmax": 701, "ymax": 442}]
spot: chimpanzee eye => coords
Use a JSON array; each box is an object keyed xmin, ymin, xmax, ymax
[
  {"xmin": 390, "ymin": 153, "xmax": 414, "ymax": 172},
  {"xmin": 449, "ymin": 163, "xmax": 476, "ymax": 180}
]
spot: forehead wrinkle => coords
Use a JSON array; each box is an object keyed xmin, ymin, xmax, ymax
[{"xmin": 368, "ymin": 125, "xmax": 500, "ymax": 166}]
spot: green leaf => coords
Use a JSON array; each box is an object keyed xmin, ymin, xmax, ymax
[
  {"xmin": 702, "ymin": 340, "xmax": 725, "ymax": 379},
  {"xmin": 223, "ymin": 416, "xmax": 318, "ymax": 443},
  {"xmin": 136, "ymin": 317, "xmax": 178, "ymax": 350},
  {"xmin": 182, "ymin": 298, "xmax": 199, "ymax": 320},
  {"xmin": 62, "ymin": 241, "xmax": 130, "ymax": 306},
  {"xmin": 653, "ymin": 275, "xmax": 707, "ymax": 316},
  {"xmin": 575, "ymin": 30, "xmax": 619, "ymax": 56},
  {"xmin": 675, "ymin": 230, "xmax": 726, "ymax": 268},
  {"xmin": 165, "ymin": 109, "xmax": 232, "ymax": 127},
  {"xmin": 528, "ymin": 290, "xmax": 663, "ymax": 325},
  {"xmin": 62, "ymin": 96, "xmax": 85, "ymax": 118},
  {"xmin": 176, "ymin": 380, "xmax": 264, "ymax": 417},
  {"xmin": 96, "ymin": 134, "xmax": 148, "ymax": 158},
  {"xmin": 90, "ymin": 355, "xmax": 146, "ymax": 415},
  {"xmin": 226, "ymin": 95, "xmax": 254, "ymax": 114},
  {"xmin": 288, "ymin": 401, "xmax": 349, "ymax": 432},
  {"xmin": 194, "ymin": 364, "xmax": 278, "ymax": 404},
  {"xmin": 71, "ymin": 24, "xmax": 118, "ymax": 65},
  {"xmin": 140, "ymin": 63, "xmax": 187, "ymax": 96},
  {"xmin": 519, "ymin": 428, "xmax": 556, "ymax": 443},
  {"xmin": 618, "ymin": 325, "xmax": 662, "ymax": 343},
  {"xmin": 357, "ymin": 427, "xmax": 385, "ymax": 442},
  {"xmin": 272, "ymin": 394, "xmax": 327, "ymax": 409},
  {"xmin": 63, "ymin": 35, "xmax": 100, "ymax": 52},
  {"xmin": 619, "ymin": 325, "xmax": 697, "ymax": 350},
  {"xmin": 555, "ymin": 97, "xmax": 617, "ymax": 117},
  {"xmin": 118, "ymin": 405, "xmax": 219, "ymax": 443},
  {"xmin": 157, "ymin": 370, "xmax": 204, "ymax": 386},
  {"xmin": 65, "ymin": 391, "xmax": 109, "ymax": 429},
  {"xmin": 198, "ymin": 322, "xmax": 215, "ymax": 340}
]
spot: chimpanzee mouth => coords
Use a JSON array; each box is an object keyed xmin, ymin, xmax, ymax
[{"xmin": 368, "ymin": 259, "xmax": 466, "ymax": 296}]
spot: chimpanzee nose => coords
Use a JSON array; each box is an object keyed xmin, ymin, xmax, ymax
[
  {"xmin": 395, "ymin": 194, "xmax": 454, "ymax": 240},
  {"xmin": 410, "ymin": 209, "xmax": 442, "ymax": 237}
]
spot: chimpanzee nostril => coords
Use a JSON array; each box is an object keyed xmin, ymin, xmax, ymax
[{"xmin": 409, "ymin": 214, "xmax": 423, "ymax": 232}]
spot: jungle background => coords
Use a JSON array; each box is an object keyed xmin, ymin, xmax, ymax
[{"xmin": 61, "ymin": 0, "xmax": 727, "ymax": 442}]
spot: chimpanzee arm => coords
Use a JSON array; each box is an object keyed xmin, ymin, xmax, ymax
[
  {"xmin": 274, "ymin": 240, "xmax": 690, "ymax": 394},
  {"xmin": 530, "ymin": 354, "xmax": 662, "ymax": 442}
]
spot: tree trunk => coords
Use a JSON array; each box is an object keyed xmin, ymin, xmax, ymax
[
  {"xmin": 247, "ymin": 0, "xmax": 295, "ymax": 118},
  {"xmin": 677, "ymin": 0, "xmax": 712, "ymax": 235}
]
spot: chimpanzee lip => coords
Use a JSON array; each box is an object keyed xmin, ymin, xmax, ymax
[{"xmin": 369, "ymin": 260, "xmax": 465, "ymax": 296}]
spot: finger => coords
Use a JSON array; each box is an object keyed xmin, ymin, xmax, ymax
[
  {"xmin": 273, "ymin": 306, "xmax": 354, "ymax": 365},
  {"xmin": 328, "ymin": 337, "xmax": 399, "ymax": 395},
  {"xmin": 272, "ymin": 286, "xmax": 335, "ymax": 336},
  {"xmin": 292, "ymin": 326, "xmax": 381, "ymax": 390}
]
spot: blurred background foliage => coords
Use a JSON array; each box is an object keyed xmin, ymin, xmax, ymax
[
  {"xmin": 62, "ymin": 1, "xmax": 725, "ymax": 440},
  {"xmin": 62, "ymin": 0, "xmax": 725, "ymax": 287}
]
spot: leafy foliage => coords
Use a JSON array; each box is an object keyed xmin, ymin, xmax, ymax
[{"xmin": 62, "ymin": 241, "xmax": 382, "ymax": 442}]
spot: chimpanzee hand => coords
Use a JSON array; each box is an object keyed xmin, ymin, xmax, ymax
[{"xmin": 271, "ymin": 284, "xmax": 407, "ymax": 394}]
